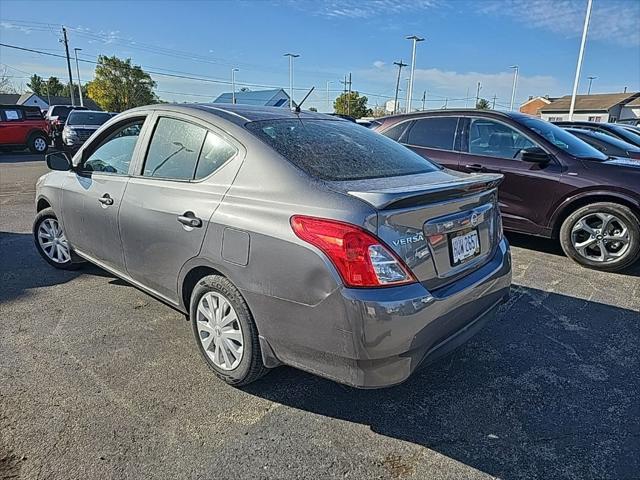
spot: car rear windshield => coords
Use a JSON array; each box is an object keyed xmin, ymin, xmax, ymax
[
  {"xmin": 608, "ymin": 124, "xmax": 640, "ymax": 145},
  {"xmin": 520, "ymin": 117, "xmax": 607, "ymax": 160},
  {"xmin": 245, "ymin": 119, "xmax": 441, "ymax": 181},
  {"xmin": 67, "ymin": 111, "xmax": 112, "ymax": 126}
]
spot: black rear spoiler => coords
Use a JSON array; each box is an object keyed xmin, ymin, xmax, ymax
[{"xmin": 347, "ymin": 173, "xmax": 503, "ymax": 210}]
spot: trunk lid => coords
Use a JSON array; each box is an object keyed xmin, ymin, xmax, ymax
[{"xmin": 332, "ymin": 170, "xmax": 503, "ymax": 291}]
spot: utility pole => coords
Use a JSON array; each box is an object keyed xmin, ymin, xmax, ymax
[
  {"xmin": 347, "ymin": 72, "xmax": 352, "ymax": 116},
  {"xmin": 74, "ymin": 48, "xmax": 84, "ymax": 107},
  {"xmin": 475, "ymin": 81, "xmax": 481, "ymax": 108},
  {"xmin": 405, "ymin": 35, "xmax": 424, "ymax": 113},
  {"xmin": 421, "ymin": 90, "xmax": 426, "ymax": 110},
  {"xmin": 392, "ymin": 60, "xmax": 407, "ymax": 115},
  {"xmin": 569, "ymin": 0, "xmax": 592, "ymax": 121},
  {"xmin": 509, "ymin": 65, "xmax": 519, "ymax": 110},
  {"xmin": 443, "ymin": 98, "xmax": 448, "ymax": 109},
  {"xmin": 326, "ymin": 81, "xmax": 332, "ymax": 112},
  {"xmin": 284, "ymin": 53, "xmax": 299, "ymax": 109},
  {"xmin": 465, "ymin": 86, "xmax": 470, "ymax": 108},
  {"xmin": 587, "ymin": 76, "xmax": 597, "ymax": 95},
  {"xmin": 492, "ymin": 94, "xmax": 497, "ymax": 109},
  {"xmin": 61, "ymin": 26, "xmax": 75, "ymax": 106},
  {"xmin": 231, "ymin": 68, "xmax": 239, "ymax": 104}
]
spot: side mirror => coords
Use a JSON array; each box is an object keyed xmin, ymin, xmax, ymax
[
  {"xmin": 520, "ymin": 147, "xmax": 551, "ymax": 164},
  {"xmin": 45, "ymin": 151, "xmax": 72, "ymax": 171}
]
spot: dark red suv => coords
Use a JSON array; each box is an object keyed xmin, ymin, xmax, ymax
[
  {"xmin": 375, "ymin": 110, "xmax": 640, "ymax": 272},
  {"xmin": 0, "ymin": 104, "xmax": 49, "ymax": 153}
]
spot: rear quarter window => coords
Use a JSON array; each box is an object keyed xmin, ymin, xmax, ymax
[
  {"xmin": 406, "ymin": 117, "xmax": 458, "ymax": 150},
  {"xmin": 246, "ymin": 118, "xmax": 440, "ymax": 181}
]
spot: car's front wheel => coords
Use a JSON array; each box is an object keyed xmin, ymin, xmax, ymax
[
  {"xmin": 559, "ymin": 202, "xmax": 640, "ymax": 272},
  {"xmin": 33, "ymin": 208, "xmax": 80, "ymax": 270},
  {"xmin": 28, "ymin": 132, "xmax": 49, "ymax": 154},
  {"xmin": 190, "ymin": 275, "xmax": 269, "ymax": 386}
]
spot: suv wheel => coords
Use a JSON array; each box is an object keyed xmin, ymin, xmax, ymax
[
  {"xmin": 560, "ymin": 202, "xmax": 640, "ymax": 272},
  {"xmin": 33, "ymin": 208, "xmax": 81, "ymax": 270},
  {"xmin": 190, "ymin": 275, "xmax": 269, "ymax": 386},
  {"xmin": 28, "ymin": 132, "xmax": 49, "ymax": 154}
]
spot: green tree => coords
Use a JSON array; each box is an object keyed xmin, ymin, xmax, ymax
[
  {"xmin": 333, "ymin": 91, "xmax": 372, "ymax": 119},
  {"xmin": 308, "ymin": 107, "xmax": 318, "ymax": 112},
  {"xmin": 46, "ymin": 77, "xmax": 65, "ymax": 96},
  {"xmin": 27, "ymin": 74, "xmax": 45, "ymax": 95},
  {"xmin": 476, "ymin": 98, "xmax": 491, "ymax": 110},
  {"xmin": 86, "ymin": 55, "xmax": 158, "ymax": 112},
  {"xmin": 61, "ymin": 83, "xmax": 88, "ymax": 99},
  {"xmin": 0, "ymin": 66, "xmax": 16, "ymax": 93}
]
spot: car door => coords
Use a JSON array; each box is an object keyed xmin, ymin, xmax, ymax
[
  {"xmin": 458, "ymin": 116, "xmax": 563, "ymax": 235},
  {"xmin": 0, "ymin": 107, "xmax": 25, "ymax": 145},
  {"xmin": 118, "ymin": 113, "xmax": 243, "ymax": 303},
  {"xmin": 400, "ymin": 116, "xmax": 461, "ymax": 169},
  {"xmin": 60, "ymin": 115, "xmax": 149, "ymax": 271}
]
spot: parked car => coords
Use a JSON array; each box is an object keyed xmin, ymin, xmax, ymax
[
  {"xmin": 62, "ymin": 110, "xmax": 113, "ymax": 152},
  {"xmin": 375, "ymin": 110, "xmax": 640, "ymax": 272},
  {"xmin": 45, "ymin": 105, "xmax": 88, "ymax": 148},
  {"xmin": 553, "ymin": 121, "xmax": 640, "ymax": 148},
  {"xmin": 33, "ymin": 104, "xmax": 511, "ymax": 388},
  {"xmin": 562, "ymin": 127, "xmax": 640, "ymax": 160},
  {"xmin": 0, "ymin": 104, "xmax": 49, "ymax": 153}
]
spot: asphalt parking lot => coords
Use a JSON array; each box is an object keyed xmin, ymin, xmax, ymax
[{"xmin": 1, "ymin": 152, "xmax": 638, "ymax": 480}]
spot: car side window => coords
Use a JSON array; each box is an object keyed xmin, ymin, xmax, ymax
[
  {"xmin": 143, "ymin": 117, "xmax": 207, "ymax": 180},
  {"xmin": 468, "ymin": 118, "xmax": 537, "ymax": 160},
  {"xmin": 1, "ymin": 108, "xmax": 23, "ymax": 121},
  {"xmin": 381, "ymin": 122, "xmax": 411, "ymax": 142},
  {"xmin": 194, "ymin": 131, "xmax": 237, "ymax": 180},
  {"xmin": 83, "ymin": 119, "xmax": 144, "ymax": 174},
  {"xmin": 406, "ymin": 117, "xmax": 458, "ymax": 150}
]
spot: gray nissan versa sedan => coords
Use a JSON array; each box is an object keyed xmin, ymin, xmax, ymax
[{"xmin": 33, "ymin": 104, "xmax": 512, "ymax": 388}]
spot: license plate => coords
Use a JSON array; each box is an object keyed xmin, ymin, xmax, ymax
[{"xmin": 449, "ymin": 229, "xmax": 480, "ymax": 265}]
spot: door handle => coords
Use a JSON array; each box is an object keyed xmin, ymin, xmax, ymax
[
  {"xmin": 98, "ymin": 194, "xmax": 114, "ymax": 206},
  {"xmin": 177, "ymin": 211, "xmax": 202, "ymax": 228},
  {"xmin": 465, "ymin": 163, "xmax": 487, "ymax": 172}
]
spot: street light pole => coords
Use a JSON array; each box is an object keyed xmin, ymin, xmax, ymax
[
  {"xmin": 326, "ymin": 81, "xmax": 333, "ymax": 112},
  {"xmin": 509, "ymin": 65, "xmax": 519, "ymax": 111},
  {"xmin": 284, "ymin": 53, "xmax": 300, "ymax": 109},
  {"xmin": 74, "ymin": 48, "xmax": 84, "ymax": 107},
  {"xmin": 231, "ymin": 68, "xmax": 239, "ymax": 104},
  {"xmin": 405, "ymin": 35, "xmax": 424, "ymax": 113},
  {"xmin": 569, "ymin": 0, "xmax": 593, "ymax": 121},
  {"xmin": 587, "ymin": 76, "xmax": 597, "ymax": 95}
]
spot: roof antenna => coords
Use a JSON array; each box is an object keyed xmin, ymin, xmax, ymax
[{"xmin": 292, "ymin": 86, "xmax": 315, "ymax": 113}]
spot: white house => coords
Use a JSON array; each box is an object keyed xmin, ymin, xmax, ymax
[
  {"xmin": 539, "ymin": 92, "xmax": 640, "ymax": 123},
  {"xmin": 620, "ymin": 96, "xmax": 640, "ymax": 122}
]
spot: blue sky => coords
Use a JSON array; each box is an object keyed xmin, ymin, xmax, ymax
[{"xmin": 1, "ymin": 0, "xmax": 639, "ymax": 111}]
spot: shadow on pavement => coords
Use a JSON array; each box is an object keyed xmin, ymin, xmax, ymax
[
  {"xmin": 244, "ymin": 285, "xmax": 639, "ymax": 479},
  {"xmin": 0, "ymin": 231, "xmax": 112, "ymax": 303}
]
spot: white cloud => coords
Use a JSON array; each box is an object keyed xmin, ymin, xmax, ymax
[
  {"xmin": 296, "ymin": 0, "xmax": 441, "ymax": 19},
  {"xmin": 373, "ymin": 60, "xmax": 385, "ymax": 69},
  {"xmin": 0, "ymin": 21, "xmax": 32, "ymax": 34},
  {"xmin": 479, "ymin": 0, "xmax": 640, "ymax": 47}
]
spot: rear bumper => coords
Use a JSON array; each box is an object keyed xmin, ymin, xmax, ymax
[{"xmin": 246, "ymin": 238, "xmax": 512, "ymax": 388}]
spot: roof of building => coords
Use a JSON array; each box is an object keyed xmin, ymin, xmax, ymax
[
  {"xmin": 520, "ymin": 96, "xmax": 553, "ymax": 108},
  {"xmin": 212, "ymin": 88, "xmax": 292, "ymax": 107},
  {"xmin": 625, "ymin": 96, "xmax": 640, "ymax": 107},
  {"xmin": 540, "ymin": 92, "xmax": 640, "ymax": 112},
  {"xmin": 0, "ymin": 93, "xmax": 21, "ymax": 104}
]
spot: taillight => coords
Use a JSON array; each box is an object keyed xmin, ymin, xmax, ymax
[{"xmin": 290, "ymin": 215, "xmax": 417, "ymax": 288}]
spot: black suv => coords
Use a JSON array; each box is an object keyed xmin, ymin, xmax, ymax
[{"xmin": 553, "ymin": 121, "xmax": 640, "ymax": 148}]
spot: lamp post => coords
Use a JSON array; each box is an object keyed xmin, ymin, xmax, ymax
[
  {"xmin": 73, "ymin": 47, "xmax": 84, "ymax": 107},
  {"xmin": 231, "ymin": 68, "xmax": 239, "ymax": 104},
  {"xmin": 284, "ymin": 53, "xmax": 300, "ymax": 109},
  {"xmin": 587, "ymin": 76, "xmax": 597, "ymax": 95},
  {"xmin": 405, "ymin": 35, "xmax": 424, "ymax": 113},
  {"xmin": 509, "ymin": 65, "xmax": 519, "ymax": 111},
  {"xmin": 326, "ymin": 80, "xmax": 333, "ymax": 112},
  {"xmin": 569, "ymin": 0, "xmax": 593, "ymax": 121}
]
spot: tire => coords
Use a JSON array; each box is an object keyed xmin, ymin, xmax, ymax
[
  {"xmin": 559, "ymin": 202, "xmax": 640, "ymax": 272},
  {"xmin": 190, "ymin": 275, "xmax": 269, "ymax": 386},
  {"xmin": 28, "ymin": 132, "xmax": 49, "ymax": 154},
  {"xmin": 33, "ymin": 208, "xmax": 81, "ymax": 270}
]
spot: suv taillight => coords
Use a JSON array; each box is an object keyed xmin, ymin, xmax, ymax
[{"xmin": 290, "ymin": 215, "xmax": 416, "ymax": 288}]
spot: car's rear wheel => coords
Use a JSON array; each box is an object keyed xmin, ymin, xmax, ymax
[
  {"xmin": 28, "ymin": 132, "xmax": 49, "ymax": 154},
  {"xmin": 190, "ymin": 275, "xmax": 269, "ymax": 386},
  {"xmin": 33, "ymin": 208, "xmax": 81, "ymax": 270},
  {"xmin": 559, "ymin": 202, "xmax": 640, "ymax": 272}
]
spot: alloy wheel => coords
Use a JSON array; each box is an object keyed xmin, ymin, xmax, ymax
[
  {"xmin": 196, "ymin": 291, "xmax": 244, "ymax": 370},
  {"xmin": 34, "ymin": 137, "xmax": 47, "ymax": 152},
  {"xmin": 571, "ymin": 212, "xmax": 630, "ymax": 263},
  {"xmin": 37, "ymin": 218, "xmax": 71, "ymax": 264}
]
